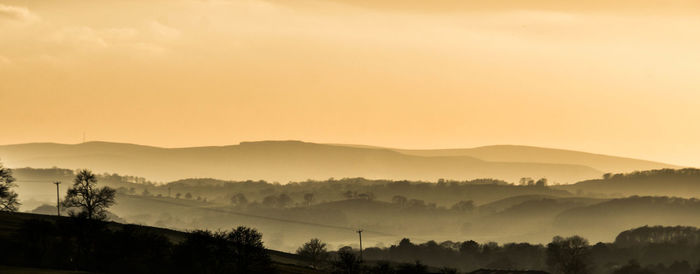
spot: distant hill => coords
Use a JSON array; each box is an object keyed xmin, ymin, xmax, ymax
[
  {"xmin": 394, "ymin": 145, "xmax": 680, "ymax": 174},
  {"xmin": 557, "ymin": 168, "xmax": 700, "ymax": 198},
  {"xmin": 0, "ymin": 141, "xmax": 607, "ymax": 183},
  {"xmin": 553, "ymin": 196, "xmax": 700, "ymax": 242}
]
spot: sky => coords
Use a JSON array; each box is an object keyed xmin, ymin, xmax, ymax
[{"xmin": 1, "ymin": 0, "xmax": 700, "ymax": 166}]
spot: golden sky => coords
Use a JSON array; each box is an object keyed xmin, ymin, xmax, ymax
[{"xmin": 1, "ymin": 0, "xmax": 700, "ymax": 166}]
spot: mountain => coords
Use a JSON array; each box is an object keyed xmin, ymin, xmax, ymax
[
  {"xmin": 394, "ymin": 145, "xmax": 680, "ymax": 174},
  {"xmin": 0, "ymin": 141, "xmax": 607, "ymax": 183},
  {"xmin": 1, "ymin": 141, "xmax": 676, "ymax": 184}
]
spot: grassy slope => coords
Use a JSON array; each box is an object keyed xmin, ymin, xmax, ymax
[{"xmin": 0, "ymin": 212, "xmax": 323, "ymax": 274}]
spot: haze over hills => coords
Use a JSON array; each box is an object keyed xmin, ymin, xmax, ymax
[
  {"xmin": 0, "ymin": 140, "xmax": 677, "ymax": 183},
  {"xmin": 396, "ymin": 145, "xmax": 681, "ymax": 173}
]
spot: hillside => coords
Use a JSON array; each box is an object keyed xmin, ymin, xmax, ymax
[
  {"xmin": 553, "ymin": 196, "xmax": 700, "ymax": 242},
  {"xmin": 556, "ymin": 168, "xmax": 700, "ymax": 198},
  {"xmin": 0, "ymin": 141, "xmax": 605, "ymax": 183},
  {"xmin": 0, "ymin": 212, "xmax": 323, "ymax": 274},
  {"xmin": 395, "ymin": 145, "xmax": 679, "ymax": 174}
]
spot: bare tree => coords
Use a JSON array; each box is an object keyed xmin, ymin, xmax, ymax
[
  {"xmin": 62, "ymin": 169, "xmax": 116, "ymax": 220},
  {"xmin": 0, "ymin": 162, "xmax": 19, "ymax": 212}
]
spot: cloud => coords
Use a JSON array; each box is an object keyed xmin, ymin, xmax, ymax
[
  {"xmin": 149, "ymin": 21, "xmax": 181, "ymax": 40},
  {"xmin": 0, "ymin": 4, "xmax": 40, "ymax": 24},
  {"xmin": 48, "ymin": 26, "xmax": 110, "ymax": 48}
]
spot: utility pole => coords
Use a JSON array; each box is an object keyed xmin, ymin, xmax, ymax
[
  {"xmin": 54, "ymin": 181, "xmax": 61, "ymax": 216},
  {"xmin": 357, "ymin": 229, "xmax": 363, "ymax": 262}
]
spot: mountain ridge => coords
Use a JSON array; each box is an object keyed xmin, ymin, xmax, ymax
[{"xmin": 0, "ymin": 140, "xmax": 676, "ymax": 183}]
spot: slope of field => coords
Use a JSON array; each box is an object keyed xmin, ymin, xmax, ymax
[
  {"xmin": 553, "ymin": 196, "xmax": 700, "ymax": 242},
  {"xmin": 0, "ymin": 141, "xmax": 603, "ymax": 183},
  {"xmin": 0, "ymin": 212, "xmax": 323, "ymax": 274}
]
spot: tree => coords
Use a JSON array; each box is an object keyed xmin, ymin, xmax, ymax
[
  {"xmin": 227, "ymin": 226, "xmax": 274, "ymax": 273},
  {"xmin": 231, "ymin": 193, "xmax": 248, "ymax": 206},
  {"xmin": 297, "ymin": 238, "xmax": 329, "ymax": 268},
  {"xmin": 536, "ymin": 178, "xmax": 548, "ymax": 187},
  {"xmin": 546, "ymin": 236, "xmax": 591, "ymax": 274},
  {"xmin": 392, "ymin": 195, "xmax": 408, "ymax": 207},
  {"xmin": 334, "ymin": 248, "xmax": 361, "ymax": 274},
  {"xmin": 173, "ymin": 227, "xmax": 274, "ymax": 274},
  {"xmin": 176, "ymin": 193, "xmax": 181, "ymax": 199},
  {"xmin": 185, "ymin": 192, "xmax": 192, "ymax": 199},
  {"xmin": 62, "ymin": 169, "xmax": 116, "ymax": 220},
  {"xmin": 342, "ymin": 190, "xmax": 356, "ymax": 199},
  {"xmin": 450, "ymin": 200, "xmax": 474, "ymax": 212},
  {"xmin": 357, "ymin": 192, "xmax": 375, "ymax": 201},
  {"xmin": 613, "ymin": 260, "xmax": 654, "ymax": 274},
  {"xmin": 519, "ymin": 177, "xmax": 534, "ymax": 186},
  {"xmin": 303, "ymin": 193, "xmax": 315, "ymax": 207},
  {"xmin": 0, "ymin": 162, "xmax": 20, "ymax": 212},
  {"xmin": 277, "ymin": 193, "xmax": 293, "ymax": 208},
  {"xmin": 262, "ymin": 195, "xmax": 278, "ymax": 207}
]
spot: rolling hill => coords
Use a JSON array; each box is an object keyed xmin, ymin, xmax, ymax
[
  {"xmin": 0, "ymin": 141, "xmax": 611, "ymax": 183},
  {"xmin": 0, "ymin": 141, "xmax": 681, "ymax": 184},
  {"xmin": 394, "ymin": 145, "xmax": 680, "ymax": 173}
]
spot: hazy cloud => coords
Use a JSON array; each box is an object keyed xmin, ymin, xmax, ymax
[
  {"xmin": 149, "ymin": 21, "xmax": 181, "ymax": 40},
  {"xmin": 0, "ymin": 4, "xmax": 39, "ymax": 24}
]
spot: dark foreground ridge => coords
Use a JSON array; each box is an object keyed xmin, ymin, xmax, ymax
[{"xmin": 0, "ymin": 212, "xmax": 323, "ymax": 274}]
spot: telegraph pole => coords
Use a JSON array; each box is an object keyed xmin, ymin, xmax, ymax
[
  {"xmin": 357, "ymin": 229, "xmax": 364, "ymax": 262},
  {"xmin": 54, "ymin": 181, "xmax": 61, "ymax": 216}
]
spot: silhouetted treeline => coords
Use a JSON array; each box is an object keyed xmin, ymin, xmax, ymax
[
  {"xmin": 13, "ymin": 168, "xmax": 571, "ymax": 208},
  {"xmin": 0, "ymin": 216, "xmax": 276, "ymax": 274},
  {"xmin": 615, "ymin": 226, "xmax": 700, "ymax": 247},
  {"xmin": 354, "ymin": 230, "xmax": 700, "ymax": 274},
  {"xmin": 136, "ymin": 177, "xmax": 568, "ymax": 207},
  {"xmin": 560, "ymin": 168, "xmax": 700, "ymax": 198}
]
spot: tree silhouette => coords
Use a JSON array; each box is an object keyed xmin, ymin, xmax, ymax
[
  {"xmin": 613, "ymin": 260, "xmax": 654, "ymax": 274},
  {"xmin": 450, "ymin": 200, "xmax": 474, "ymax": 212},
  {"xmin": 62, "ymin": 169, "xmax": 116, "ymax": 220},
  {"xmin": 231, "ymin": 193, "xmax": 248, "ymax": 206},
  {"xmin": 0, "ymin": 162, "xmax": 19, "ymax": 212},
  {"xmin": 297, "ymin": 238, "xmax": 329, "ymax": 268},
  {"xmin": 546, "ymin": 236, "xmax": 590, "ymax": 274},
  {"xmin": 333, "ymin": 248, "xmax": 361, "ymax": 274},
  {"xmin": 303, "ymin": 193, "xmax": 315, "ymax": 207},
  {"xmin": 277, "ymin": 193, "xmax": 293, "ymax": 208},
  {"xmin": 392, "ymin": 195, "xmax": 408, "ymax": 207}
]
